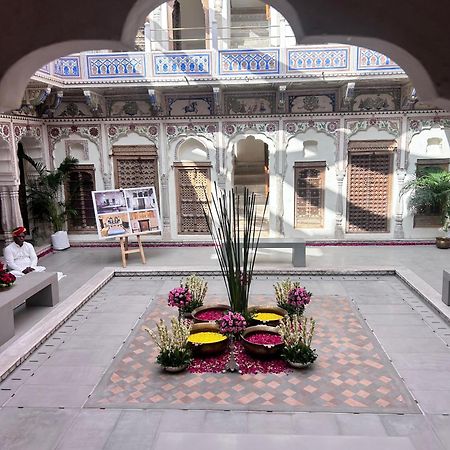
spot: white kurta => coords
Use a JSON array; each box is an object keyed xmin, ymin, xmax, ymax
[{"xmin": 3, "ymin": 241, "xmax": 46, "ymax": 277}]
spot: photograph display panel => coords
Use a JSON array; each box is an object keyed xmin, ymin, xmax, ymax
[{"xmin": 92, "ymin": 187, "xmax": 161, "ymax": 239}]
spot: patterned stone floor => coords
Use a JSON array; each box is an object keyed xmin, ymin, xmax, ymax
[{"xmin": 88, "ymin": 290, "xmax": 418, "ymax": 413}]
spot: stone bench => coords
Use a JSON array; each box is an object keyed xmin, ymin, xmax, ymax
[
  {"xmin": 442, "ymin": 270, "xmax": 450, "ymax": 306},
  {"xmin": 0, "ymin": 272, "xmax": 59, "ymax": 346},
  {"xmin": 227, "ymin": 238, "xmax": 306, "ymax": 267}
]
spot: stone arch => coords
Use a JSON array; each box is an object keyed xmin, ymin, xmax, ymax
[
  {"xmin": 176, "ymin": 137, "xmax": 209, "ymax": 162},
  {"xmin": 0, "ymin": 0, "xmax": 448, "ymax": 112}
]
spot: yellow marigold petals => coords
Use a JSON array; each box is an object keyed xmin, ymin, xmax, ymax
[
  {"xmin": 188, "ymin": 332, "xmax": 227, "ymax": 344},
  {"xmin": 253, "ymin": 312, "xmax": 283, "ymax": 322}
]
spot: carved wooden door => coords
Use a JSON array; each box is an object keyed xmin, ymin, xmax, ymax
[
  {"xmin": 112, "ymin": 146, "xmax": 159, "ymax": 197},
  {"xmin": 347, "ymin": 152, "xmax": 392, "ymax": 232},
  {"xmin": 175, "ymin": 164, "xmax": 210, "ymax": 234},
  {"xmin": 294, "ymin": 162, "xmax": 325, "ymax": 228}
]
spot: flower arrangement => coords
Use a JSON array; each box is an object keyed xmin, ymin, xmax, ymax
[
  {"xmin": 275, "ymin": 279, "xmax": 311, "ymax": 315},
  {"xmin": 168, "ymin": 286, "xmax": 193, "ymax": 311},
  {"xmin": 279, "ymin": 314, "xmax": 317, "ymax": 366},
  {"xmin": 183, "ymin": 274, "xmax": 208, "ymax": 313},
  {"xmin": 144, "ymin": 317, "xmax": 192, "ymax": 369},
  {"xmin": 0, "ymin": 262, "xmax": 15, "ymax": 288},
  {"xmin": 217, "ymin": 311, "xmax": 247, "ymax": 336}
]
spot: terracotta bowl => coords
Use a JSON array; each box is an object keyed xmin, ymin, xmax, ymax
[
  {"xmin": 241, "ymin": 325, "xmax": 284, "ymax": 358},
  {"xmin": 247, "ymin": 305, "xmax": 288, "ymax": 326},
  {"xmin": 191, "ymin": 304, "xmax": 230, "ymax": 323},
  {"xmin": 188, "ymin": 322, "xmax": 229, "ymax": 356}
]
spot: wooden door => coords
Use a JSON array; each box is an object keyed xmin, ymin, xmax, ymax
[
  {"xmin": 347, "ymin": 149, "xmax": 392, "ymax": 233},
  {"xmin": 175, "ymin": 163, "xmax": 211, "ymax": 234}
]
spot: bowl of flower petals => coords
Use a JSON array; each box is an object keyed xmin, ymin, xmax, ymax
[
  {"xmin": 247, "ymin": 305, "xmax": 288, "ymax": 327},
  {"xmin": 191, "ymin": 304, "xmax": 230, "ymax": 323},
  {"xmin": 188, "ymin": 322, "xmax": 229, "ymax": 356},
  {"xmin": 241, "ymin": 325, "xmax": 284, "ymax": 358}
]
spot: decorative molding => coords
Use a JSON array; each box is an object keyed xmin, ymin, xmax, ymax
[
  {"xmin": 0, "ymin": 122, "xmax": 11, "ymax": 143},
  {"xmin": 287, "ymin": 47, "xmax": 349, "ymax": 72},
  {"xmin": 408, "ymin": 116, "xmax": 450, "ymax": 139},
  {"xmin": 107, "ymin": 123, "xmax": 159, "ymax": 146},
  {"xmin": 224, "ymin": 92, "xmax": 275, "ymax": 115},
  {"xmin": 53, "ymin": 57, "xmax": 81, "ymax": 78},
  {"xmin": 166, "ymin": 95, "xmax": 212, "ymax": 116},
  {"xmin": 153, "ymin": 53, "xmax": 211, "ymax": 76},
  {"xmin": 219, "ymin": 49, "xmax": 279, "ymax": 75},
  {"xmin": 165, "ymin": 122, "xmax": 217, "ymax": 142},
  {"xmin": 87, "ymin": 53, "xmax": 146, "ymax": 78},
  {"xmin": 222, "ymin": 121, "xmax": 278, "ymax": 139},
  {"xmin": 289, "ymin": 94, "xmax": 335, "ymax": 113},
  {"xmin": 357, "ymin": 48, "xmax": 402, "ymax": 71},
  {"xmin": 284, "ymin": 120, "xmax": 339, "ymax": 140},
  {"xmin": 346, "ymin": 118, "xmax": 400, "ymax": 138},
  {"xmin": 13, "ymin": 124, "xmax": 42, "ymax": 143}
]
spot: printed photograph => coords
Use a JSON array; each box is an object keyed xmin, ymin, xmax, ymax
[
  {"xmin": 129, "ymin": 210, "xmax": 161, "ymax": 233},
  {"xmin": 97, "ymin": 212, "xmax": 131, "ymax": 238},
  {"xmin": 124, "ymin": 187, "xmax": 157, "ymax": 211},
  {"xmin": 93, "ymin": 190, "xmax": 128, "ymax": 214}
]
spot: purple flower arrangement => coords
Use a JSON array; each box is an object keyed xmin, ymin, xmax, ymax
[
  {"xmin": 168, "ymin": 286, "xmax": 193, "ymax": 310},
  {"xmin": 218, "ymin": 311, "xmax": 247, "ymax": 336},
  {"xmin": 287, "ymin": 287, "xmax": 312, "ymax": 308}
]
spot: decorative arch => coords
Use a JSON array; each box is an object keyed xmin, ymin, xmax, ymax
[
  {"xmin": 174, "ymin": 136, "xmax": 210, "ymax": 162},
  {"xmin": 284, "ymin": 119, "xmax": 339, "ymax": 147}
]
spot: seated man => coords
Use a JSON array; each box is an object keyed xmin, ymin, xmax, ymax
[{"xmin": 3, "ymin": 226, "xmax": 46, "ymax": 277}]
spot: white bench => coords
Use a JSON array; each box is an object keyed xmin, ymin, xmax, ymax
[
  {"xmin": 226, "ymin": 238, "xmax": 306, "ymax": 267},
  {"xmin": 257, "ymin": 238, "xmax": 306, "ymax": 267},
  {"xmin": 0, "ymin": 272, "xmax": 59, "ymax": 346}
]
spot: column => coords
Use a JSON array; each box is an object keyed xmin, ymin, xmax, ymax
[
  {"xmin": 334, "ymin": 170, "xmax": 346, "ymax": 239},
  {"xmin": 393, "ymin": 169, "xmax": 406, "ymax": 239},
  {"xmin": 0, "ymin": 187, "xmax": 11, "ymax": 242},
  {"xmin": 160, "ymin": 173, "xmax": 171, "ymax": 239},
  {"xmin": 9, "ymin": 185, "xmax": 23, "ymax": 229}
]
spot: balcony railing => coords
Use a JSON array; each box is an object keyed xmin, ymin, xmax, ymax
[{"xmin": 34, "ymin": 45, "xmax": 403, "ymax": 84}]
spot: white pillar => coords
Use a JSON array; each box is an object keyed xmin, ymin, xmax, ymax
[
  {"xmin": 9, "ymin": 185, "xmax": 22, "ymax": 229},
  {"xmin": 0, "ymin": 187, "xmax": 11, "ymax": 242},
  {"xmin": 393, "ymin": 169, "xmax": 406, "ymax": 239}
]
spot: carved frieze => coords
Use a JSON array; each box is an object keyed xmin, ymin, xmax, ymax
[
  {"xmin": 107, "ymin": 123, "xmax": 159, "ymax": 146},
  {"xmin": 165, "ymin": 122, "xmax": 217, "ymax": 142},
  {"xmin": 167, "ymin": 95, "xmax": 212, "ymax": 116},
  {"xmin": 224, "ymin": 93, "xmax": 275, "ymax": 115},
  {"xmin": 289, "ymin": 94, "xmax": 335, "ymax": 113}
]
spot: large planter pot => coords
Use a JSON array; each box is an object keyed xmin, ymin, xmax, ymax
[
  {"xmin": 436, "ymin": 237, "xmax": 450, "ymax": 249},
  {"xmin": 188, "ymin": 322, "xmax": 229, "ymax": 356},
  {"xmin": 163, "ymin": 364, "xmax": 189, "ymax": 373},
  {"xmin": 241, "ymin": 325, "xmax": 284, "ymax": 358},
  {"xmin": 51, "ymin": 231, "xmax": 70, "ymax": 251},
  {"xmin": 191, "ymin": 304, "xmax": 230, "ymax": 323},
  {"xmin": 248, "ymin": 305, "xmax": 288, "ymax": 326}
]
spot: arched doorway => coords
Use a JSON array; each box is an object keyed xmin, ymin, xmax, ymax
[{"xmin": 233, "ymin": 135, "xmax": 269, "ymax": 235}]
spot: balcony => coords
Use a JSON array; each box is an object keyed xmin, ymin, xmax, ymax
[{"xmin": 34, "ymin": 45, "xmax": 403, "ymax": 86}]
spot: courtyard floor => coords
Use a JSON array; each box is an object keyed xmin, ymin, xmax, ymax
[{"xmin": 1, "ymin": 244, "xmax": 450, "ymax": 449}]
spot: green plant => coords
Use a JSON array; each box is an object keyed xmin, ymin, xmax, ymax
[
  {"xmin": 279, "ymin": 315, "xmax": 317, "ymax": 365},
  {"xmin": 144, "ymin": 317, "xmax": 192, "ymax": 368},
  {"xmin": 182, "ymin": 274, "xmax": 208, "ymax": 313},
  {"xmin": 203, "ymin": 183, "xmax": 268, "ymax": 314},
  {"xmin": 401, "ymin": 169, "xmax": 450, "ymax": 232},
  {"xmin": 19, "ymin": 149, "xmax": 78, "ymax": 233}
]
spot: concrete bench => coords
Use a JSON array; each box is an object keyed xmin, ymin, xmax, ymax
[
  {"xmin": 442, "ymin": 270, "xmax": 450, "ymax": 306},
  {"xmin": 0, "ymin": 272, "xmax": 59, "ymax": 346},
  {"xmin": 226, "ymin": 238, "xmax": 306, "ymax": 267}
]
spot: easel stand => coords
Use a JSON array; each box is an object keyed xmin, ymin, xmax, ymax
[{"xmin": 119, "ymin": 234, "xmax": 146, "ymax": 268}]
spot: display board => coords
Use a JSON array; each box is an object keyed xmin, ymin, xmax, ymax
[{"xmin": 92, "ymin": 187, "xmax": 161, "ymax": 239}]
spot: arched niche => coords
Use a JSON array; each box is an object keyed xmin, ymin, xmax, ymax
[{"xmin": 177, "ymin": 137, "xmax": 208, "ymax": 162}]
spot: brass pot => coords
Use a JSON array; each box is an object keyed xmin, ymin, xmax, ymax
[
  {"xmin": 191, "ymin": 304, "xmax": 230, "ymax": 323},
  {"xmin": 247, "ymin": 305, "xmax": 288, "ymax": 326},
  {"xmin": 436, "ymin": 237, "xmax": 450, "ymax": 249},
  {"xmin": 188, "ymin": 322, "xmax": 229, "ymax": 356},
  {"xmin": 241, "ymin": 325, "xmax": 284, "ymax": 358}
]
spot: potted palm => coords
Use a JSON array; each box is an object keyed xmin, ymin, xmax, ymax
[
  {"xmin": 19, "ymin": 150, "xmax": 78, "ymax": 250},
  {"xmin": 401, "ymin": 169, "xmax": 450, "ymax": 248}
]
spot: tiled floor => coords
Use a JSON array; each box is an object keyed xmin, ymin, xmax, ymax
[{"xmin": 2, "ymin": 245, "xmax": 450, "ymax": 449}]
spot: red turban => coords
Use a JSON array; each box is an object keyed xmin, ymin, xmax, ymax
[{"xmin": 12, "ymin": 226, "xmax": 26, "ymax": 237}]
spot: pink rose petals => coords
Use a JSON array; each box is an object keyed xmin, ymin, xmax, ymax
[
  {"xmin": 234, "ymin": 342, "xmax": 291, "ymax": 374},
  {"xmin": 195, "ymin": 309, "xmax": 227, "ymax": 321},
  {"xmin": 188, "ymin": 348, "xmax": 230, "ymax": 373},
  {"xmin": 245, "ymin": 331, "xmax": 283, "ymax": 346}
]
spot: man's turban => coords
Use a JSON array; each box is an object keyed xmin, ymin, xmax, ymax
[{"xmin": 12, "ymin": 226, "xmax": 26, "ymax": 237}]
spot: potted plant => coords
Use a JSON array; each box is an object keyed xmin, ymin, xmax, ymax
[
  {"xmin": 19, "ymin": 150, "xmax": 78, "ymax": 250},
  {"xmin": 0, "ymin": 262, "xmax": 16, "ymax": 288},
  {"xmin": 279, "ymin": 314, "xmax": 317, "ymax": 368},
  {"xmin": 203, "ymin": 183, "xmax": 268, "ymax": 315},
  {"xmin": 144, "ymin": 317, "xmax": 192, "ymax": 372},
  {"xmin": 401, "ymin": 169, "xmax": 450, "ymax": 248}
]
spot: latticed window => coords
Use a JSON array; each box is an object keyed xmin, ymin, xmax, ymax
[
  {"xmin": 294, "ymin": 162, "xmax": 325, "ymax": 228},
  {"xmin": 414, "ymin": 159, "xmax": 450, "ymax": 228},
  {"xmin": 65, "ymin": 165, "xmax": 96, "ymax": 231},
  {"xmin": 346, "ymin": 140, "xmax": 395, "ymax": 233},
  {"xmin": 175, "ymin": 163, "xmax": 211, "ymax": 234},
  {"xmin": 112, "ymin": 146, "xmax": 159, "ymax": 198}
]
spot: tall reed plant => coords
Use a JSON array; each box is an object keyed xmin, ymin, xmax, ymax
[{"xmin": 203, "ymin": 183, "xmax": 268, "ymax": 314}]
